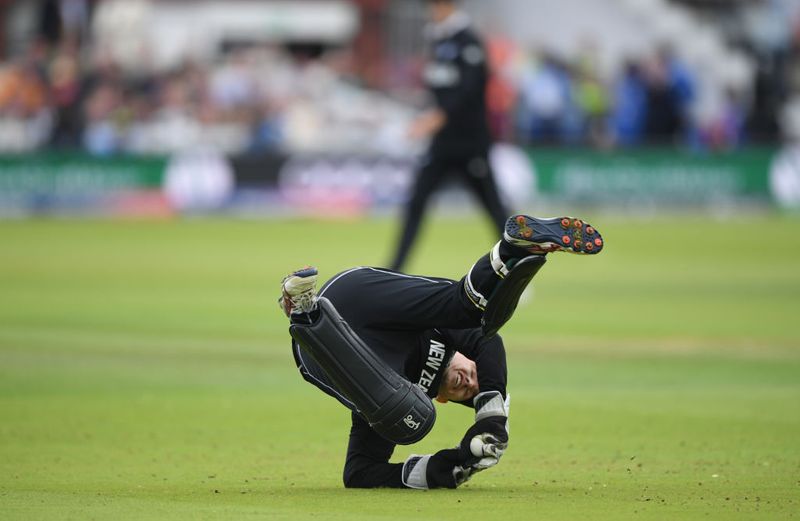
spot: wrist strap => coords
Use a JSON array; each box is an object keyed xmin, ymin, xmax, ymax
[
  {"xmin": 402, "ymin": 454, "xmax": 432, "ymax": 489},
  {"xmin": 474, "ymin": 391, "xmax": 510, "ymax": 422}
]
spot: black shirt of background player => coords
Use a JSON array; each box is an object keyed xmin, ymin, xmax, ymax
[{"xmin": 424, "ymin": 19, "xmax": 492, "ymax": 157}]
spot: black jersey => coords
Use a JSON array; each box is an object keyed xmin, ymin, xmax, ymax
[
  {"xmin": 423, "ymin": 13, "xmax": 492, "ymax": 156},
  {"xmin": 291, "ymin": 267, "xmax": 508, "ymax": 488}
]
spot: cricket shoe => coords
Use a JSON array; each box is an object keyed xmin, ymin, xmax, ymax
[
  {"xmin": 504, "ymin": 215, "xmax": 604, "ymax": 255},
  {"xmin": 279, "ymin": 266, "xmax": 319, "ymax": 317}
]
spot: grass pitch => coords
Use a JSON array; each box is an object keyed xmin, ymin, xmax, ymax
[{"xmin": 0, "ymin": 214, "xmax": 799, "ymax": 520}]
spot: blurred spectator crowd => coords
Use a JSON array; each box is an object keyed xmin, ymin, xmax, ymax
[
  {"xmin": 0, "ymin": 0, "xmax": 798, "ymax": 156},
  {"xmin": 486, "ymin": 43, "xmax": 725, "ymax": 150},
  {"xmin": 0, "ymin": 35, "xmax": 419, "ymax": 155}
]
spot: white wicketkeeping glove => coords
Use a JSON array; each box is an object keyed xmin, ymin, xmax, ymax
[{"xmin": 461, "ymin": 390, "xmax": 510, "ymax": 470}]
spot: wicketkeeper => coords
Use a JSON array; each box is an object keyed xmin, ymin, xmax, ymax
[{"xmin": 280, "ymin": 214, "xmax": 604, "ymax": 488}]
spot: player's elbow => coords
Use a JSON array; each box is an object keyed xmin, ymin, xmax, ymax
[
  {"xmin": 342, "ymin": 468, "xmax": 369, "ymax": 489},
  {"xmin": 343, "ymin": 461, "xmax": 361, "ymax": 488},
  {"xmin": 342, "ymin": 461, "xmax": 383, "ymax": 489}
]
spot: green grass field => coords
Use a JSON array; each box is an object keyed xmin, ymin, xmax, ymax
[{"xmin": 1, "ymin": 214, "xmax": 799, "ymax": 520}]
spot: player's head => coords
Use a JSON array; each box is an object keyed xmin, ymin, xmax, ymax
[
  {"xmin": 436, "ymin": 351, "xmax": 478, "ymax": 403},
  {"xmin": 426, "ymin": 0, "xmax": 459, "ymax": 24}
]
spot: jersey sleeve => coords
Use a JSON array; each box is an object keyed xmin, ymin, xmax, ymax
[
  {"xmin": 342, "ymin": 412, "xmax": 405, "ymax": 488},
  {"xmin": 441, "ymin": 328, "xmax": 507, "ymax": 404}
]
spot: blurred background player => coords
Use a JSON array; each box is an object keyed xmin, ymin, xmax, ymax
[
  {"xmin": 389, "ymin": 0, "xmax": 509, "ymax": 271},
  {"xmin": 281, "ymin": 214, "xmax": 604, "ymax": 488}
]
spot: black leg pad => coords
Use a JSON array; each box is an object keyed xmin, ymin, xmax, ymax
[
  {"xmin": 290, "ymin": 297, "xmax": 436, "ymax": 445},
  {"xmin": 481, "ymin": 255, "xmax": 547, "ymax": 338}
]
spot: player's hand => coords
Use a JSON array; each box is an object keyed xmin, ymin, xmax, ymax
[
  {"xmin": 465, "ymin": 429, "xmax": 507, "ymax": 469},
  {"xmin": 459, "ymin": 391, "xmax": 510, "ymax": 469},
  {"xmin": 459, "ymin": 417, "xmax": 508, "ymax": 468},
  {"xmin": 407, "ymin": 109, "xmax": 446, "ymax": 140},
  {"xmin": 402, "ymin": 449, "xmax": 476, "ymax": 489}
]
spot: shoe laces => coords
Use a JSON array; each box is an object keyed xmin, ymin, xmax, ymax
[{"xmin": 288, "ymin": 289, "xmax": 317, "ymax": 314}]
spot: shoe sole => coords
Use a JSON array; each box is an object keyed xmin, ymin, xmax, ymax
[
  {"xmin": 289, "ymin": 267, "xmax": 318, "ymax": 280},
  {"xmin": 504, "ymin": 215, "xmax": 604, "ymax": 255}
]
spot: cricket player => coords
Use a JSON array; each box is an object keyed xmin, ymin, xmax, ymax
[
  {"xmin": 281, "ymin": 215, "xmax": 604, "ymax": 489},
  {"xmin": 390, "ymin": 0, "xmax": 509, "ymax": 271}
]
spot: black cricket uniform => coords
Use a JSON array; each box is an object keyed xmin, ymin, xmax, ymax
[
  {"xmin": 391, "ymin": 11, "xmax": 509, "ymax": 271},
  {"xmin": 291, "ymin": 266, "xmax": 507, "ymax": 488}
]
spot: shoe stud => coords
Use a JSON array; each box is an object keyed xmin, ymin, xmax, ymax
[
  {"xmin": 594, "ymin": 238, "xmax": 603, "ymax": 247},
  {"xmin": 562, "ymin": 235, "xmax": 571, "ymax": 245},
  {"xmin": 586, "ymin": 226, "xmax": 595, "ymax": 235},
  {"xmin": 585, "ymin": 242, "xmax": 594, "ymax": 252},
  {"xmin": 573, "ymin": 219, "xmax": 583, "ymax": 229},
  {"xmin": 560, "ymin": 218, "xmax": 570, "ymax": 229}
]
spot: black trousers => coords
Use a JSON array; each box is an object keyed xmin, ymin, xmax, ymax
[
  {"xmin": 390, "ymin": 151, "xmax": 509, "ymax": 271},
  {"xmin": 292, "ymin": 264, "xmax": 495, "ymax": 413}
]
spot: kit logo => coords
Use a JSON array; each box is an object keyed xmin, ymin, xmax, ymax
[{"xmin": 404, "ymin": 414, "xmax": 421, "ymax": 430}]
